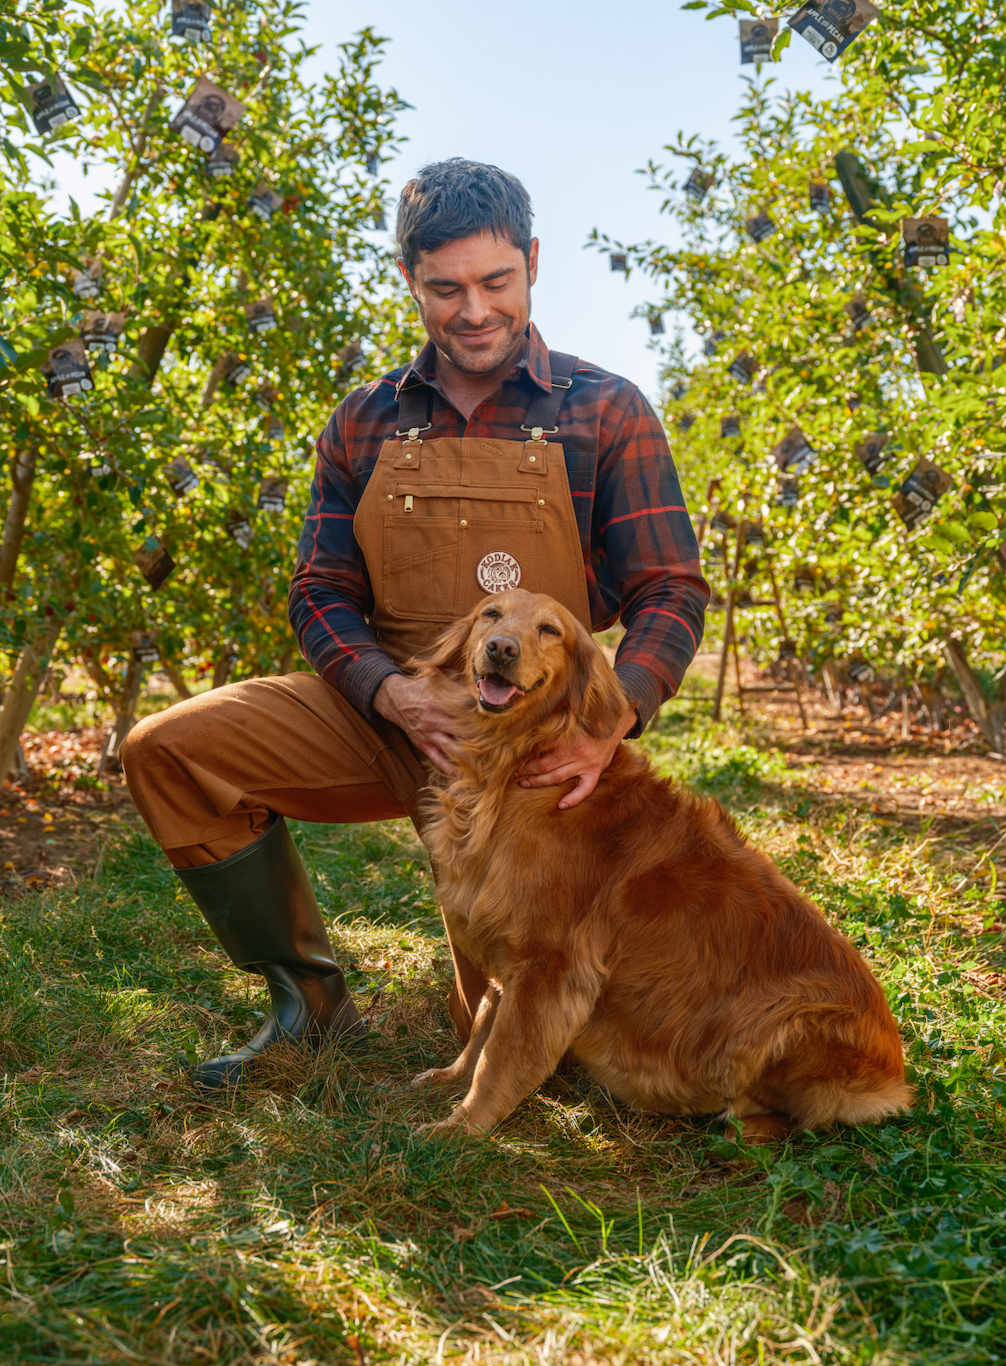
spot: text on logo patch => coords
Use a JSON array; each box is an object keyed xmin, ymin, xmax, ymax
[{"xmin": 476, "ymin": 551, "xmax": 522, "ymax": 593}]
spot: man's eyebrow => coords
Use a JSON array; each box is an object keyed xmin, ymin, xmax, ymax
[{"xmin": 422, "ymin": 266, "xmax": 517, "ymax": 287}]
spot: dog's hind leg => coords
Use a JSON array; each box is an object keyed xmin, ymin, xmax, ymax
[
  {"xmin": 411, "ymin": 986, "xmax": 501, "ymax": 1092},
  {"xmin": 419, "ymin": 967, "xmax": 597, "ymax": 1137}
]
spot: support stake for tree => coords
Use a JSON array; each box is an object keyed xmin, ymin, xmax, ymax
[{"xmin": 767, "ymin": 562, "xmax": 808, "ymax": 731}]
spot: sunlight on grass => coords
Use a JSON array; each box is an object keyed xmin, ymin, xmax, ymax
[{"xmin": 1, "ymin": 703, "xmax": 1003, "ymax": 1362}]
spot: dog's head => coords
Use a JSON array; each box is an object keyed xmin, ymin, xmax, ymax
[{"xmin": 419, "ymin": 589, "xmax": 631, "ymax": 739}]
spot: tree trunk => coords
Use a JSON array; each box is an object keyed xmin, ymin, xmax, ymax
[
  {"xmin": 821, "ymin": 662, "xmax": 842, "ymax": 711},
  {"xmin": 943, "ymin": 637, "xmax": 1006, "ymax": 754},
  {"xmin": 211, "ymin": 647, "xmax": 236, "ymax": 690},
  {"xmin": 108, "ymin": 86, "xmax": 166, "ymax": 220},
  {"xmin": 0, "ymin": 445, "xmax": 39, "ymax": 590},
  {"xmin": 129, "ymin": 323, "xmax": 175, "ymax": 383},
  {"xmin": 0, "ymin": 618, "xmax": 62, "ymax": 781},
  {"xmin": 99, "ymin": 659, "xmax": 145, "ymax": 774},
  {"xmin": 161, "ymin": 662, "xmax": 193, "ymax": 700}
]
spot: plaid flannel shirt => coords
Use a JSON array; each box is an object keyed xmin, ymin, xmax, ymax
[{"xmin": 289, "ymin": 323, "xmax": 709, "ymax": 732}]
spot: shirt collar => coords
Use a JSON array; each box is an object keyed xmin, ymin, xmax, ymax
[{"xmin": 395, "ymin": 321, "xmax": 552, "ymax": 397}]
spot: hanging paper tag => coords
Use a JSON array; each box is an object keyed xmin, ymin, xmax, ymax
[
  {"xmin": 257, "ymin": 477, "xmax": 289, "ymax": 512},
  {"xmin": 903, "ymin": 216, "xmax": 950, "ymax": 271},
  {"xmin": 42, "ymin": 338, "xmax": 94, "ymax": 398},
  {"xmin": 702, "ymin": 329, "xmax": 726, "ymax": 357},
  {"xmin": 739, "ymin": 18, "xmax": 778, "ymax": 64},
  {"xmin": 777, "ymin": 475, "xmax": 800, "ymax": 507},
  {"xmin": 255, "ymin": 382, "xmax": 280, "ymax": 411},
  {"xmin": 207, "ymin": 142, "xmax": 239, "ymax": 178},
  {"xmin": 729, "ymin": 351, "xmax": 757, "ymax": 384},
  {"xmin": 265, "ymin": 415, "xmax": 284, "ymax": 441},
  {"xmin": 743, "ymin": 522, "xmax": 765, "ymax": 547},
  {"xmin": 794, "ymin": 566, "xmax": 815, "ymax": 593},
  {"xmin": 609, "ymin": 253, "xmax": 628, "ymax": 272},
  {"xmin": 779, "ymin": 638, "xmax": 797, "ymax": 660},
  {"xmin": 226, "ymin": 514, "xmax": 254, "ymax": 549},
  {"xmin": 843, "ymin": 295, "xmax": 870, "ymax": 331},
  {"xmin": 684, "ymin": 169, "xmax": 715, "ymax": 204},
  {"xmin": 130, "ymin": 629, "xmax": 161, "ymax": 665},
  {"xmin": 164, "ymin": 454, "xmax": 199, "ymax": 496},
  {"xmin": 892, "ymin": 457, "xmax": 953, "ymax": 530},
  {"xmin": 71, "ymin": 257, "xmax": 102, "ymax": 300},
  {"xmin": 249, "ymin": 183, "xmax": 283, "ymax": 219},
  {"xmin": 809, "ymin": 180, "xmax": 831, "ymax": 214},
  {"xmin": 29, "ymin": 75, "xmax": 80, "ymax": 134},
  {"xmin": 855, "ymin": 432, "xmax": 890, "ymax": 475},
  {"xmin": 133, "ymin": 538, "xmax": 175, "ymax": 590},
  {"xmin": 744, "ymin": 210, "xmax": 777, "ymax": 244},
  {"xmin": 789, "ymin": 0, "xmax": 880, "ymax": 64},
  {"xmin": 670, "ymin": 379, "xmax": 689, "ymax": 401},
  {"xmin": 720, "ymin": 414, "xmax": 742, "ymax": 439},
  {"xmin": 80, "ymin": 311, "xmax": 125, "ymax": 354},
  {"xmin": 169, "ymin": 77, "xmax": 245, "ymax": 155},
  {"xmin": 678, "ymin": 412, "xmax": 696, "ymax": 432},
  {"xmin": 648, "ymin": 314, "xmax": 666, "ymax": 336},
  {"xmin": 847, "ymin": 659, "xmax": 875, "ymax": 684},
  {"xmin": 223, "ymin": 353, "xmax": 252, "ymax": 387},
  {"xmin": 170, "ymin": 0, "xmax": 211, "ymax": 43},
  {"xmin": 772, "ymin": 424, "xmax": 817, "ymax": 475},
  {"xmin": 245, "ymin": 298, "xmax": 278, "ymax": 334}
]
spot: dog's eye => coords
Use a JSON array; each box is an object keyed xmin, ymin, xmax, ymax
[
  {"xmin": 482, "ymin": 608, "xmax": 500, "ymax": 620},
  {"xmin": 539, "ymin": 623, "xmax": 561, "ymax": 637}
]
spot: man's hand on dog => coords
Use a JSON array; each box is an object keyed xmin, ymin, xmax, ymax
[
  {"xmin": 374, "ymin": 674, "xmax": 460, "ymax": 774},
  {"xmin": 515, "ymin": 708, "xmax": 637, "ymax": 809}
]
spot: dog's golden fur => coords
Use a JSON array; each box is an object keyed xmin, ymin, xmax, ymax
[{"xmin": 411, "ymin": 589, "xmax": 912, "ymax": 1141}]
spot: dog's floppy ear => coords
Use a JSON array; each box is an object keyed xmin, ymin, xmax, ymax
[
  {"xmin": 568, "ymin": 620, "xmax": 631, "ymax": 737},
  {"xmin": 411, "ymin": 607, "xmax": 478, "ymax": 680}
]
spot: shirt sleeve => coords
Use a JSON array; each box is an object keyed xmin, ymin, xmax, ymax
[
  {"xmin": 287, "ymin": 408, "xmax": 402, "ymax": 717},
  {"xmin": 592, "ymin": 386, "xmax": 709, "ymax": 733}
]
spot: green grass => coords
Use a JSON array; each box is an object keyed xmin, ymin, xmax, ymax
[{"xmin": 1, "ymin": 704, "xmax": 1004, "ymax": 1363}]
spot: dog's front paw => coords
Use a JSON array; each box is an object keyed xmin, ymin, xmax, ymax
[
  {"xmin": 410, "ymin": 1067, "xmax": 461, "ymax": 1089},
  {"xmin": 415, "ymin": 1113, "xmax": 479, "ymax": 1141}
]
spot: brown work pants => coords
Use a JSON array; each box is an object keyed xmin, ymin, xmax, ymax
[{"xmin": 120, "ymin": 672, "xmax": 487, "ymax": 1039}]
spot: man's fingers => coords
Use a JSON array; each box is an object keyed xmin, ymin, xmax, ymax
[
  {"xmin": 421, "ymin": 741, "xmax": 457, "ymax": 776},
  {"xmin": 558, "ymin": 769, "xmax": 601, "ymax": 810},
  {"xmin": 518, "ymin": 762, "xmax": 583, "ymax": 790},
  {"xmin": 514, "ymin": 750, "xmax": 562, "ymax": 779}
]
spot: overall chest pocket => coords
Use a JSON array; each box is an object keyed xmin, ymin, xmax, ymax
[{"xmin": 382, "ymin": 487, "xmax": 543, "ymax": 623}]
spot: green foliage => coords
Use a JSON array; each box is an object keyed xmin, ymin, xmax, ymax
[
  {"xmin": 1, "ymin": 0, "xmax": 421, "ymax": 709},
  {"xmin": 599, "ymin": 0, "xmax": 1006, "ymax": 690}
]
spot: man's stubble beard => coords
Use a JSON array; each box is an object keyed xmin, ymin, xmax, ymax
[{"xmin": 418, "ymin": 289, "xmax": 532, "ymax": 376}]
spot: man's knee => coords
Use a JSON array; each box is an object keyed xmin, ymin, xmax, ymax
[{"xmin": 119, "ymin": 703, "xmax": 190, "ymax": 784}]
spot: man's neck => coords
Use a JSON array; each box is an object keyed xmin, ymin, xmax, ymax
[{"xmin": 434, "ymin": 335, "xmax": 528, "ymax": 423}]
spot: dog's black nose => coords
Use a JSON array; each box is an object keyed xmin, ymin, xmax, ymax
[{"xmin": 485, "ymin": 635, "xmax": 520, "ymax": 663}]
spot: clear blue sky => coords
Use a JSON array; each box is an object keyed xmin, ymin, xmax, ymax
[
  {"xmin": 53, "ymin": 1, "xmax": 836, "ymax": 403},
  {"xmin": 299, "ymin": 0, "xmax": 836, "ymax": 401}
]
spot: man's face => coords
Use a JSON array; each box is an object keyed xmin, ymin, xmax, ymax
[{"xmin": 399, "ymin": 230, "xmax": 539, "ymax": 375}]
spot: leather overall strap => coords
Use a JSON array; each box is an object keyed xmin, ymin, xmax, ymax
[{"xmin": 395, "ymin": 349, "xmax": 578, "ymax": 437}]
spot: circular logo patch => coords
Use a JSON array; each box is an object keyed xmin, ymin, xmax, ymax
[{"xmin": 476, "ymin": 551, "xmax": 522, "ymax": 593}]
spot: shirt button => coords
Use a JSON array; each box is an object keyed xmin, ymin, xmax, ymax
[{"xmin": 460, "ymin": 519, "xmax": 467, "ymax": 527}]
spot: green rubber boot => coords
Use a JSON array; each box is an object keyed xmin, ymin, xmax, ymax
[{"xmin": 176, "ymin": 817, "xmax": 364, "ymax": 1089}]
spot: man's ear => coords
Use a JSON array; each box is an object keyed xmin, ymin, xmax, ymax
[
  {"xmin": 411, "ymin": 609, "xmax": 476, "ymax": 680},
  {"xmin": 568, "ymin": 622, "xmax": 630, "ymax": 738}
]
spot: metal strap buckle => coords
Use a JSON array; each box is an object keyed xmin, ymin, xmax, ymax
[
  {"xmin": 394, "ymin": 422, "xmax": 433, "ymax": 439},
  {"xmin": 520, "ymin": 423, "xmax": 557, "ymax": 439},
  {"xmin": 549, "ymin": 377, "xmax": 572, "ymax": 389}
]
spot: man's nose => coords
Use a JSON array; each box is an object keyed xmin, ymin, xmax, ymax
[{"xmin": 485, "ymin": 635, "xmax": 520, "ymax": 664}]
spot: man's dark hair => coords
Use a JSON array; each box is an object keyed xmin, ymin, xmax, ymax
[{"xmin": 396, "ymin": 158, "xmax": 533, "ymax": 272}]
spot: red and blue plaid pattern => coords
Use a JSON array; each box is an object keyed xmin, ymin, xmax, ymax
[{"xmin": 289, "ymin": 324, "xmax": 709, "ymax": 730}]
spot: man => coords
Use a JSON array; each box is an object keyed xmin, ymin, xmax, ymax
[{"xmin": 122, "ymin": 158, "xmax": 708, "ymax": 1090}]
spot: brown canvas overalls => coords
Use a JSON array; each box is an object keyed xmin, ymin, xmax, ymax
[{"xmin": 124, "ymin": 352, "xmax": 591, "ymax": 1040}]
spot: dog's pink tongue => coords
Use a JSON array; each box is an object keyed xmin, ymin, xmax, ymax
[{"xmin": 478, "ymin": 676, "xmax": 522, "ymax": 707}]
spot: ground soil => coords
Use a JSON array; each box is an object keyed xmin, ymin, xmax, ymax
[{"xmin": 3, "ymin": 659, "xmax": 1004, "ymax": 895}]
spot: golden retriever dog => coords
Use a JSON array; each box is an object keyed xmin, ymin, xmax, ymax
[{"xmin": 410, "ymin": 589, "xmax": 912, "ymax": 1142}]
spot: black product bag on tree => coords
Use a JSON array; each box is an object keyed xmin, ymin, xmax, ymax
[
  {"xmin": 29, "ymin": 75, "xmax": 80, "ymax": 133},
  {"xmin": 892, "ymin": 457, "xmax": 953, "ymax": 530},
  {"xmin": 739, "ymin": 18, "xmax": 778, "ymax": 63},
  {"xmin": 170, "ymin": 77, "xmax": 245, "ymax": 155},
  {"xmin": 789, "ymin": 0, "xmax": 879, "ymax": 63},
  {"xmin": 170, "ymin": 0, "xmax": 211, "ymax": 43},
  {"xmin": 42, "ymin": 339, "xmax": 93, "ymax": 398},
  {"xmin": 903, "ymin": 216, "xmax": 950, "ymax": 271},
  {"xmin": 80, "ymin": 311, "xmax": 125, "ymax": 354}
]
